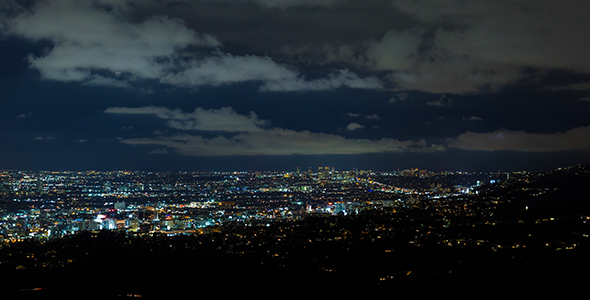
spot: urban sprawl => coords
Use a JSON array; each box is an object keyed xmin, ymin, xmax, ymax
[{"xmin": 0, "ymin": 167, "xmax": 518, "ymax": 244}]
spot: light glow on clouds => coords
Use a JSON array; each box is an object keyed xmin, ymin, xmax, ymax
[
  {"xmin": 120, "ymin": 129, "xmax": 439, "ymax": 156},
  {"xmin": 106, "ymin": 106, "xmax": 440, "ymax": 155}
]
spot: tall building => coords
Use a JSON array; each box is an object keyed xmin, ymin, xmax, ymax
[
  {"xmin": 35, "ymin": 179, "xmax": 43, "ymax": 195},
  {"xmin": 318, "ymin": 166, "xmax": 330, "ymax": 181},
  {"xmin": 114, "ymin": 201, "xmax": 126, "ymax": 210},
  {"xmin": 102, "ymin": 218, "xmax": 116, "ymax": 230},
  {"xmin": 318, "ymin": 167, "xmax": 325, "ymax": 180}
]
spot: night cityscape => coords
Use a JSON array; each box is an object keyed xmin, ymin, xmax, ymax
[
  {"xmin": 0, "ymin": 167, "xmax": 509, "ymax": 242},
  {"xmin": 3, "ymin": 0, "xmax": 590, "ymax": 299},
  {"xmin": 1, "ymin": 164, "xmax": 590, "ymax": 298}
]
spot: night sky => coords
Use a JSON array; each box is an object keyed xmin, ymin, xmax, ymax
[{"xmin": 1, "ymin": 0, "xmax": 589, "ymax": 172}]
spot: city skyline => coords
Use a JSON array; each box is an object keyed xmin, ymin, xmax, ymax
[
  {"xmin": 2, "ymin": 163, "xmax": 588, "ymax": 299},
  {"xmin": 0, "ymin": 162, "xmax": 544, "ymax": 243},
  {"xmin": 1, "ymin": 1, "xmax": 590, "ymax": 172}
]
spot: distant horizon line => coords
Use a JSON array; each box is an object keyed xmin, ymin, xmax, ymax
[{"xmin": 1, "ymin": 163, "xmax": 586, "ymax": 174}]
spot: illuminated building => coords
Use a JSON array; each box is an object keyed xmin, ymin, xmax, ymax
[{"xmin": 114, "ymin": 201, "xmax": 126, "ymax": 210}]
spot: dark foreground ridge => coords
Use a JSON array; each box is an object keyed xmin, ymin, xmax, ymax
[{"xmin": 1, "ymin": 165, "xmax": 590, "ymax": 299}]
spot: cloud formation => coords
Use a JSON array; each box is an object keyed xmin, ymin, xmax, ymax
[
  {"xmin": 8, "ymin": 0, "xmax": 218, "ymax": 83},
  {"xmin": 162, "ymin": 56, "xmax": 382, "ymax": 91},
  {"xmin": 178, "ymin": 0, "xmax": 340, "ymax": 9},
  {"xmin": 548, "ymin": 82, "xmax": 590, "ymax": 92},
  {"xmin": 280, "ymin": 0, "xmax": 590, "ymax": 94},
  {"xmin": 346, "ymin": 122, "xmax": 364, "ymax": 131},
  {"xmin": 388, "ymin": 92, "xmax": 408, "ymax": 103},
  {"xmin": 9, "ymin": 0, "xmax": 590, "ymax": 95},
  {"xmin": 107, "ymin": 105, "xmax": 440, "ymax": 156},
  {"xmin": 384, "ymin": 0, "xmax": 590, "ymax": 94},
  {"xmin": 366, "ymin": 114, "xmax": 381, "ymax": 120},
  {"xmin": 120, "ymin": 128, "xmax": 438, "ymax": 156},
  {"xmin": 449, "ymin": 126, "xmax": 590, "ymax": 152},
  {"xmin": 104, "ymin": 106, "xmax": 267, "ymax": 132},
  {"xmin": 33, "ymin": 136, "xmax": 54, "ymax": 141},
  {"xmin": 426, "ymin": 95, "xmax": 451, "ymax": 107},
  {"xmin": 250, "ymin": 0, "xmax": 338, "ymax": 9},
  {"xmin": 4, "ymin": 0, "xmax": 381, "ymax": 92},
  {"xmin": 17, "ymin": 112, "xmax": 33, "ymax": 118},
  {"xmin": 462, "ymin": 116, "xmax": 484, "ymax": 122}
]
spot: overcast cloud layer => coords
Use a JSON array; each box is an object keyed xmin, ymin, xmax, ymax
[
  {"xmin": 4, "ymin": 0, "xmax": 381, "ymax": 91},
  {"xmin": 4, "ymin": 0, "xmax": 590, "ymax": 87},
  {"xmin": 5, "ymin": 0, "xmax": 590, "ymax": 94},
  {"xmin": 1, "ymin": 0, "xmax": 590, "ymax": 170}
]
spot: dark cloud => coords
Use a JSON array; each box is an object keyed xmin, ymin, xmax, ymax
[
  {"xmin": 8, "ymin": 0, "xmax": 590, "ymax": 95},
  {"xmin": 158, "ymin": 0, "xmax": 341, "ymax": 9},
  {"xmin": 278, "ymin": 0, "xmax": 590, "ymax": 94},
  {"xmin": 426, "ymin": 95, "xmax": 451, "ymax": 107},
  {"xmin": 548, "ymin": 82, "xmax": 590, "ymax": 92},
  {"xmin": 462, "ymin": 116, "xmax": 484, "ymax": 122},
  {"xmin": 5, "ymin": 0, "xmax": 590, "ymax": 95},
  {"xmin": 244, "ymin": 0, "xmax": 339, "ymax": 9},
  {"xmin": 384, "ymin": 0, "xmax": 590, "ymax": 93},
  {"xmin": 151, "ymin": 0, "xmax": 413, "ymax": 54},
  {"xmin": 388, "ymin": 92, "xmax": 408, "ymax": 103},
  {"xmin": 449, "ymin": 126, "xmax": 590, "ymax": 152}
]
